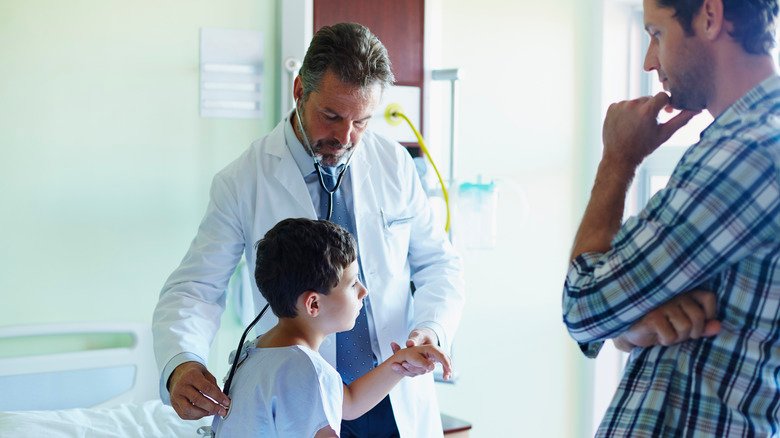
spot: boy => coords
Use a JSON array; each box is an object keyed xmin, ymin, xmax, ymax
[{"xmin": 212, "ymin": 218, "xmax": 452, "ymax": 437}]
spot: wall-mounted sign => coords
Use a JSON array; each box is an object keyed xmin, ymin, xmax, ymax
[{"xmin": 200, "ymin": 28, "xmax": 263, "ymax": 119}]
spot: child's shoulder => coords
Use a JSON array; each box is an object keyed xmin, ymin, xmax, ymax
[
  {"xmin": 286, "ymin": 345, "xmax": 338, "ymax": 378},
  {"xmin": 253, "ymin": 345, "xmax": 342, "ymax": 396},
  {"xmin": 255, "ymin": 344, "xmax": 320, "ymax": 361},
  {"xmin": 254, "ymin": 345, "xmax": 336, "ymax": 380},
  {"xmin": 215, "ymin": 347, "xmax": 342, "ymax": 436}
]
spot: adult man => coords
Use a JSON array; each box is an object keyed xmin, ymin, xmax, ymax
[
  {"xmin": 153, "ymin": 23, "xmax": 464, "ymax": 437},
  {"xmin": 563, "ymin": 0, "xmax": 780, "ymax": 435}
]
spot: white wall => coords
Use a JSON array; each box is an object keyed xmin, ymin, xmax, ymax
[
  {"xmin": 433, "ymin": 1, "xmax": 599, "ymax": 436},
  {"xmin": 0, "ymin": 0, "xmax": 276, "ymax": 374},
  {"xmin": 1, "ymin": 1, "xmax": 603, "ymax": 435}
]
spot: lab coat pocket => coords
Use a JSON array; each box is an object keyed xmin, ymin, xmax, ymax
[{"xmin": 379, "ymin": 209, "xmax": 413, "ymax": 274}]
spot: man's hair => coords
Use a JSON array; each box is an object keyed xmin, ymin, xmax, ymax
[
  {"xmin": 656, "ymin": 0, "xmax": 778, "ymax": 55},
  {"xmin": 299, "ymin": 22, "xmax": 395, "ymax": 99},
  {"xmin": 254, "ymin": 218, "xmax": 357, "ymax": 318}
]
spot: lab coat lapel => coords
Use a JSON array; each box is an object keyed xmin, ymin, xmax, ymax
[
  {"xmin": 350, "ymin": 142, "xmax": 383, "ymax": 293},
  {"xmin": 351, "ymin": 142, "xmax": 374, "ymax": 254},
  {"xmin": 266, "ymin": 127, "xmax": 315, "ymax": 216},
  {"xmin": 350, "ymin": 143, "xmax": 371, "ymax": 192}
]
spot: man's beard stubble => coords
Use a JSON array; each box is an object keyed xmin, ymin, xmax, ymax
[{"xmin": 667, "ymin": 40, "xmax": 713, "ymax": 111}]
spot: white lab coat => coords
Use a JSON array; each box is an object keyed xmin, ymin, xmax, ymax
[{"xmin": 153, "ymin": 119, "xmax": 465, "ymax": 438}]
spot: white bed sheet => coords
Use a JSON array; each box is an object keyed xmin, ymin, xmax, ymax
[
  {"xmin": 0, "ymin": 323, "xmax": 216, "ymax": 437},
  {"xmin": 0, "ymin": 399, "xmax": 212, "ymax": 438}
]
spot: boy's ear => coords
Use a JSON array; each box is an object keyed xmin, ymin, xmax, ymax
[{"xmin": 300, "ymin": 291, "xmax": 321, "ymax": 317}]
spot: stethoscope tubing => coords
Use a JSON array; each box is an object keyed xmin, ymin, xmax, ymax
[
  {"xmin": 314, "ymin": 160, "xmax": 351, "ymax": 221},
  {"xmin": 223, "ymin": 303, "xmax": 270, "ymax": 397},
  {"xmin": 295, "ymin": 102, "xmax": 355, "ymax": 221}
]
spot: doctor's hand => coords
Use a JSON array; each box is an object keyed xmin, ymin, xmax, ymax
[
  {"xmin": 387, "ymin": 343, "xmax": 453, "ymax": 381},
  {"xmin": 613, "ymin": 290, "xmax": 721, "ymax": 352},
  {"xmin": 168, "ymin": 361, "xmax": 230, "ymax": 420},
  {"xmin": 602, "ymin": 92, "xmax": 699, "ymax": 169},
  {"xmin": 389, "ymin": 328, "xmax": 439, "ymax": 377}
]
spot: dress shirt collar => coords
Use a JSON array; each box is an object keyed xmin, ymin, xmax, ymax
[
  {"xmin": 704, "ymin": 74, "xmax": 780, "ymax": 139},
  {"xmin": 284, "ymin": 109, "xmax": 354, "ymax": 177},
  {"xmin": 284, "ymin": 110, "xmax": 316, "ymax": 177}
]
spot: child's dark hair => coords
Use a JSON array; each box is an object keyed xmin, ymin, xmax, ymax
[{"xmin": 254, "ymin": 218, "xmax": 357, "ymax": 318}]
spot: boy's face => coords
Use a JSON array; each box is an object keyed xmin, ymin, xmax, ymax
[{"xmin": 320, "ymin": 260, "xmax": 368, "ymax": 333}]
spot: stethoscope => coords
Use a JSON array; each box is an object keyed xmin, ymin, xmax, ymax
[
  {"xmin": 294, "ymin": 98, "xmax": 357, "ymax": 221},
  {"xmin": 222, "ymin": 99, "xmax": 357, "ymax": 398},
  {"xmin": 222, "ymin": 303, "xmax": 269, "ymax": 397}
]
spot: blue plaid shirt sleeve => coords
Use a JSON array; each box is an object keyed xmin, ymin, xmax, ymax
[
  {"xmin": 563, "ymin": 76, "xmax": 780, "ymax": 435},
  {"xmin": 563, "ymin": 130, "xmax": 780, "ymax": 355}
]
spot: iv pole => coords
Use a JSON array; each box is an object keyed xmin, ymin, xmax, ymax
[
  {"xmin": 431, "ymin": 68, "xmax": 460, "ymax": 240},
  {"xmin": 431, "ymin": 68, "xmax": 460, "ymax": 186}
]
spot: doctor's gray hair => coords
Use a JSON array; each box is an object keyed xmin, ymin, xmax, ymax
[
  {"xmin": 656, "ymin": 0, "xmax": 778, "ymax": 55},
  {"xmin": 299, "ymin": 22, "xmax": 395, "ymax": 99}
]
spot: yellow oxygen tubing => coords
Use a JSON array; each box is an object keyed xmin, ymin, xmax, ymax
[{"xmin": 384, "ymin": 103, "xmax": 451, "ymax": 232}]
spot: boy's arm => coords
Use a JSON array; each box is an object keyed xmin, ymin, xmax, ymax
[{"xmin": 341, "ymin": 344, "xmax": 452, "ymax": 420}]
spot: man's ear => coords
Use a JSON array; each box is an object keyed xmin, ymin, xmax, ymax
[
  {"xmin": 698, "ymin": 0, "xmax": 724, "ymax": 41},
  {"xmin": 293, "ymin": 75, "xmax": 304, "ymax": 103},
  {"xmin": 300, "ymin": 291, "xmax": 321, "ymax": 317}
]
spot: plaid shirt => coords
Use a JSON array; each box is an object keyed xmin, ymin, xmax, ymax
[{"xmin": 563, "ymin": 75, "xmax": 780, "ymax": 437}]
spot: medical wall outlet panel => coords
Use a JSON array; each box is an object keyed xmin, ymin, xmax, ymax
[
  {"xmin": 199, "ymin": 28, "xmax": 264, "ymax": 119},
  {"xmin": 371, "ymin": 85, "xmax": 421, "ymax": 143}
]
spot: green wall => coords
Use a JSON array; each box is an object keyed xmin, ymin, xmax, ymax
[{"xmin": 0, "ymin": 0, "xmax": 277, "ymax": 375}]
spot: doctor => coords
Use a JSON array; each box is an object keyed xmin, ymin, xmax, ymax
[{"xmin": 152, "ymin": 22, "xmax": 465, "ymax": 438}]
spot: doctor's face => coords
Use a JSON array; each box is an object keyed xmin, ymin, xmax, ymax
[
  {"xmin": 642, "ymin": 0, "xmax": 714, "ymax": 111},
  {"xmin": 294, "ymin": 70, "xmax": 381, "ymax": 167}
]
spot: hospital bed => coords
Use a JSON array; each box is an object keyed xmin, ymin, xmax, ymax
[{"xmin": 0, "ymin": 323, "xmax": 211, "ymax": 437}]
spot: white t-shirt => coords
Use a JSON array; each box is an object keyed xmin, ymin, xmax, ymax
[{"xmin": 212, "ymin": 343, "xmax": 343, "ymax": 437}]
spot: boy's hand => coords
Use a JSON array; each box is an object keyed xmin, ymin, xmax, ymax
[
  {"xmin": 613, "ymin": 290, "xmax": 721, "ymax": 352},
  {"xmin": 388, "ymin": 342, "xmax": 452, "ymax": 381},
  {"xmin": 389, "ymin": 328, "xmax": 438, "ymax": 377}
]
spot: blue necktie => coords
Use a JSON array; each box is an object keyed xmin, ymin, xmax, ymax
[{"xmin": 318, "ymin": 165, "xmax": 374, "ymax": 384}]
